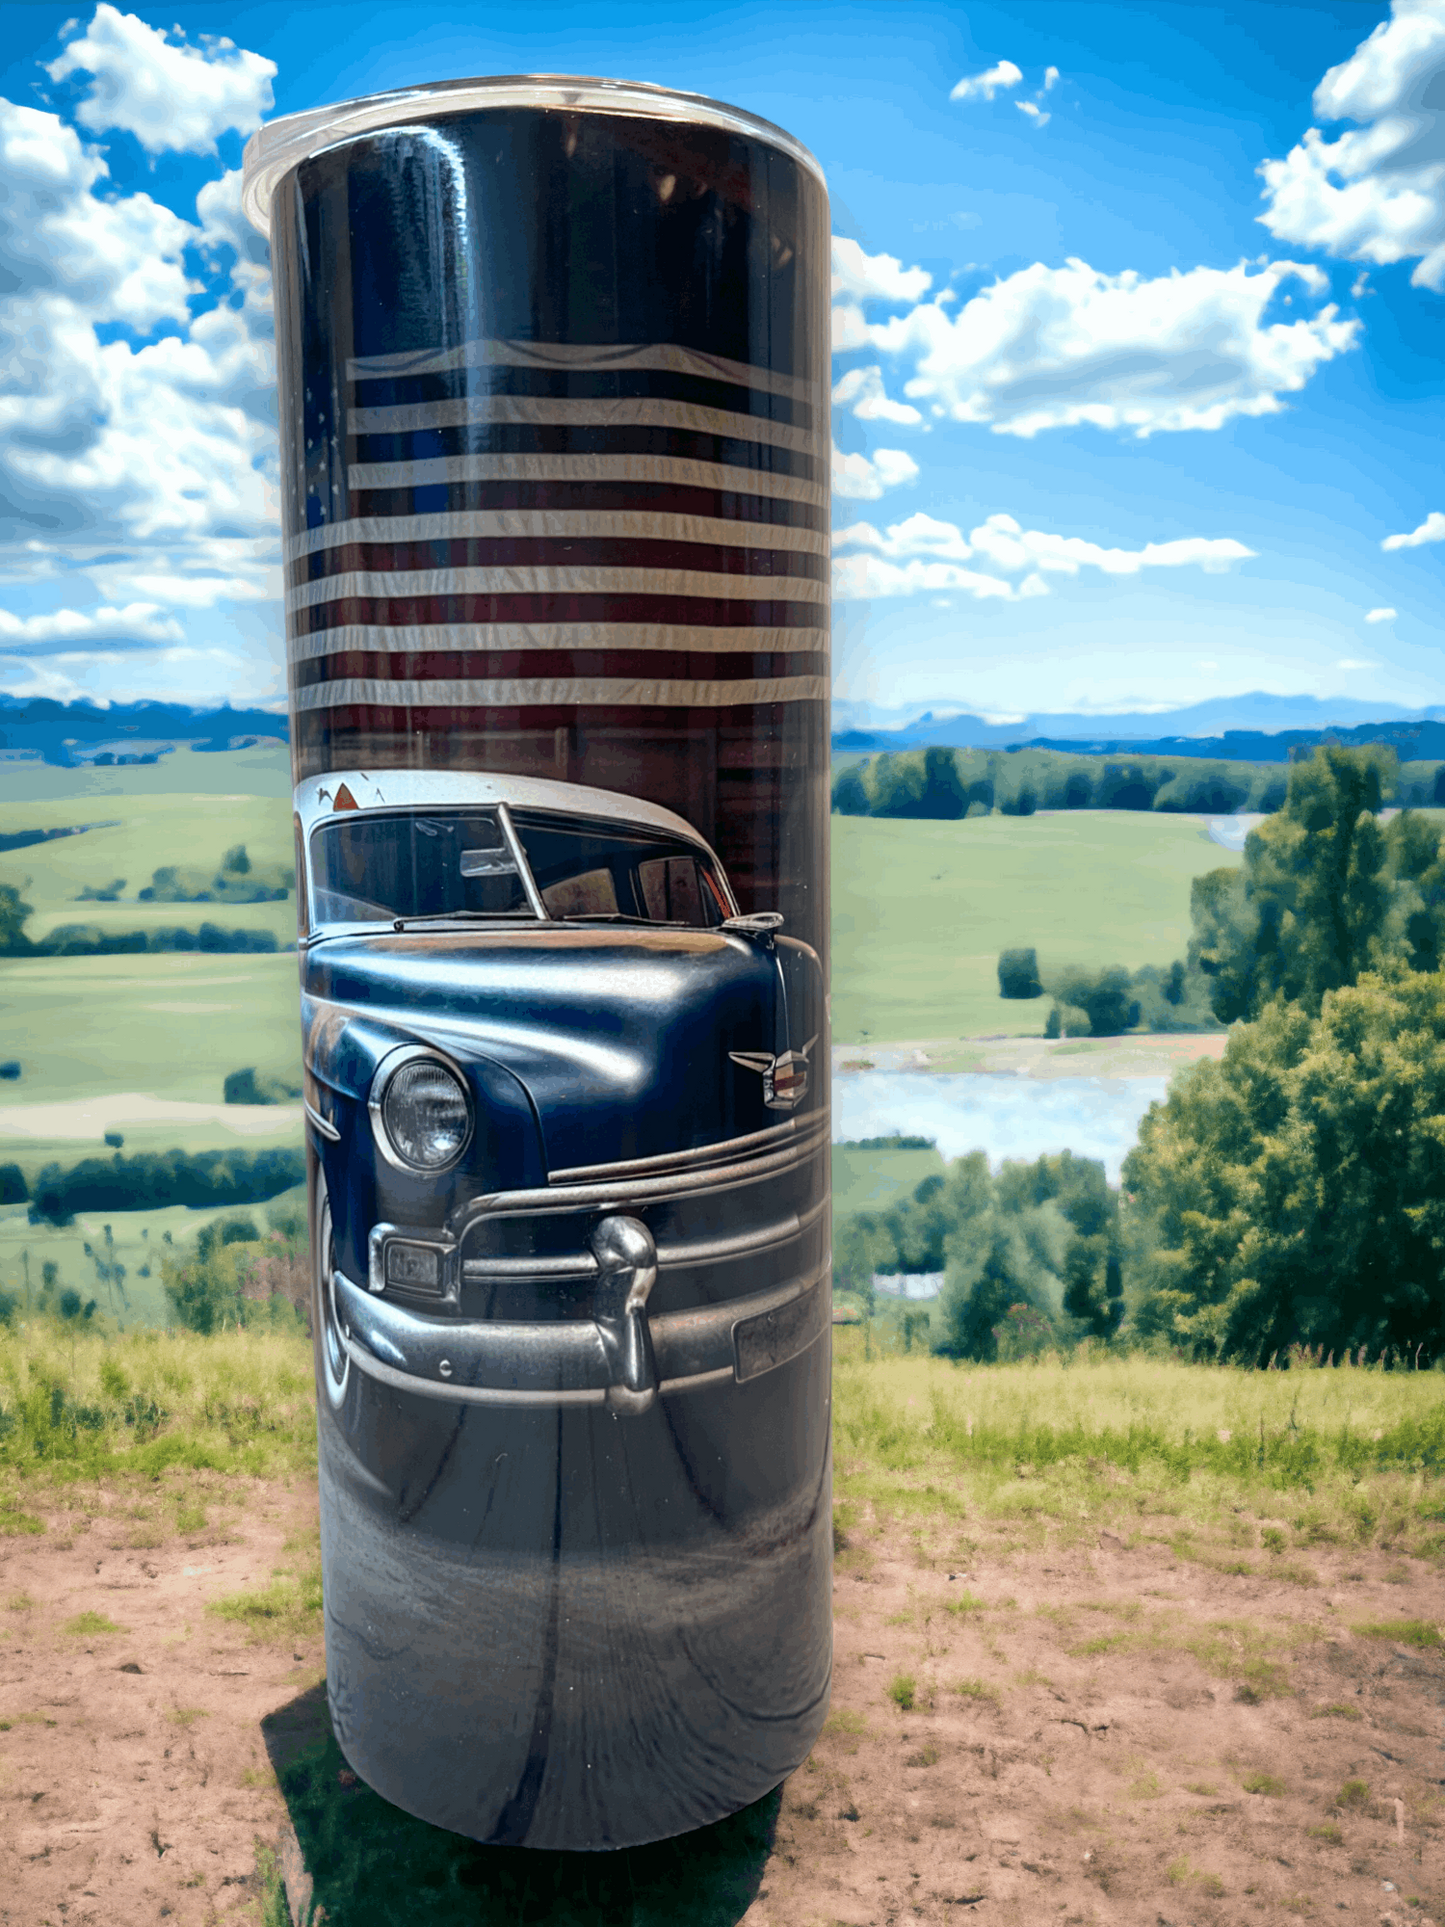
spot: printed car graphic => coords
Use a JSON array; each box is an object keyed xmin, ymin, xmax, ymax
[{"xmin": 295, "ymin": 770, "xmax": 830, "ymax": 1417}]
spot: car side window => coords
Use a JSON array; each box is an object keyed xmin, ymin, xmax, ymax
[
  {"xmin": 638, "ymin": 855, "xmax": 720, "ymax": 928},
  {"xmin": 542, "ymin": 867, "xmax": 619, "ymax": 918}
]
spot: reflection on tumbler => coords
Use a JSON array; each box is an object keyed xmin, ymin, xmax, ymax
[{"xmin": 243, "ymin": 76, "xmax": 832, "ymax": 1850}]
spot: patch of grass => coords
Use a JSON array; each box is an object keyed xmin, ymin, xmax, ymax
[
  {"xmin": 1307, "ymin": 1822, "xmax": 1344, "ymax": 1845},
  {"xmin": 1125, "ymin": 1760, "xmax": 1162, "ymax": 1799},
  {"xmin": 941, "ymin": 1590, "xmax": 987, "ymax": 1617},
  {"xmin": 906, "ymin": 1742, "xmax": 940, "ymax": 1767},
  {"xmin": 887, "ymin": 1672, "xmax": 916, "ymax": 1712},
  {"xmin": 167, "ymin": 1706, "xmax": 211, "ymax": 1727},
  {"xmin": 1165, "ymin": 1856, "xmax": 1223, "ymax": 1894},
  {"xmin": 62, "ymin": 1609, "xmax": 124, "ymax": 1636},
  {"xmin": 1350, "ymin": 1618, "xmax": 1441, "ymax": 1648},
  {"xmin": 1184, "ymin": 1782, "xmax": 1217, "ymax": 1796},
  {"xmin": 0, "ymin": 1506, "xmax": 45, "ymax": 1536},
  {"xmin": 1242, "ymin": 1771, "xmax": 1286, "ymax": 1796},
  {"xmin": 822, "ymin": 1709, "xmax": 867, "ymax": 1738},
  {"xmin": 0, "ymin": 1324, "xmax": 315, "ymax": 1489},
  {"xmin": 208, "ymin": 1558, "xmax": 322, "ymax": 1643},
  {"xmin": 952, "ymin": 1676, "xmax": 1000, "ymax": 1703},
  {"xmin": 830, "ymin": 1352, "xmax": 1445, "ymax": 1562},
  {"xmin": 1013, "ymin": 1667, "xmax": 1051, "ymax": 1687},
  {"xmin": 1309, "ymin": 1702, "xmax": 1362, "ymax": 1721},
  {"xmin": 4, "ymin": 1591, "xmax": 35, "ymax": 1611},
  {"xmin": 1334, "ymin": 1779, "xmax": 1370, "ymax": 1810},
  {"xmin": 251, "ymin": 1837, "xmax": 291, "ymax": 1927}
]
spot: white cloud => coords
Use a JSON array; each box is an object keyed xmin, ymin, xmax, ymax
[
  {"xmin": 1017, "ymin": 101, "xmax": 1050, "ymax": 128},
  {"xmin": 1382, "ymin": 509, "xmax": 1445, "ymax": 548},
  {"xmin": 1337, "ymin": 658, "xmax": 1379, "ymax": 670},
  {"xmin": 0, "ymin": 100, "xmax": 196, "ymax": 331},
  {"xmin": 850, "ymin": 255, "xmax": 1359, "ymax": 437},
  {"xmin": 46, "ymin": 5, "xmax": 276, "ymax": 156},
  {"xmin": 831, "ymin": 236, "xmax": 933, "ymax": 305},
  {"xmin": 1365, "ymin": 606, "xmax": 1398, "ymax": 622},
  {"xmin": 0, "ymin": 601, "xmax": 184, "ymax": 645},
  {"xmin": 831, "ymin": 444, "xmax": 921, "ymax": 500},
  {"xmin": 950, "ymin": 60, "xmax": 1023, "ymax": 103},
  {"xmin": 1258, "ymin": 0, "xmax": 1445, "ymax": 290},
  {"xmin": 831, "ymin": 365, "xmax": 923, "ymax": 426},
  {"xmin": 832, "ymin": 511, "xmax": 1255, "ymax": 598},
  {"xmin": 1042, "ymin": 67, "xmax": 1061, "ymax": 92},
  {"xmin": 833, "ymin": 552, "xmax": 1019, "ymax": 600},
  {"xmin": 0, "ymin": 100, "xmax": 276, "ymax": 578}
]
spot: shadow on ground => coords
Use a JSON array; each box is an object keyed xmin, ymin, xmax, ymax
[{"xmin": 262, "ymin": 1685, "xmax": 781, "ymax": 1926}]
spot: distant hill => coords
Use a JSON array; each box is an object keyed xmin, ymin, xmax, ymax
[
  {"xmin": 0, "ymin": 697, "xmax": 288, "ymax": 767},
  {"xmin": 832, "ymin": 693, "xmax": 1445, "ymax": 763}
]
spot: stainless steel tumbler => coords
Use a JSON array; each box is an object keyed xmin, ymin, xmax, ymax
[{"xmin": 243, "ymin": 75, "xmax": 832, "ymax": 1849}]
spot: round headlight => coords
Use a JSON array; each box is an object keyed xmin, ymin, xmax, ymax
[{"xmin": 380, "ymin": 1058, "xmax": 471, "ymax": 1170}]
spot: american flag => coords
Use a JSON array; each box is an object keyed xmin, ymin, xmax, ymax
[{"xmin": 282, "ymin": 336, "xmax": 828, "ymax": 726}]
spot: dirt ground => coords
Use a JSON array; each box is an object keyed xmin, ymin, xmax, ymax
[{"xmin": 1, "ymin": 1484, "xmax": 1441, "ymax": 1927}]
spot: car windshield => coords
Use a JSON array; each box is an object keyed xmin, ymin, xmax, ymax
[{"xmin": 308, "ymin": 806, "xmax": 732, "ymax": 930}]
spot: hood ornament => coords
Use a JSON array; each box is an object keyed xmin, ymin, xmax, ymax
[{"xmin": 729, "ymin": 1035, "xmax": 817, "ymax": 1111}]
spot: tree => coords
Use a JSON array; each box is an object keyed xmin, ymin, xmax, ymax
[
  {"xmin": 1046, "ymin": 966, "xmax": 1140, "ymax": 1036},
  {"xmin": 1189, "ymin": 745, "xmax": 1406, "ymax": 1021},
  {"xmin": 831, "ymin": 765, "xmax": 871, "ymax": 816},
  {"xmin": 1123, "ymin": 970, "xmax": 1445, "ymax": 1362},
  {"xmin": 0, "ymin": 881, "xmax": 35, "ymax": 955},
  {"xmin": 998, "ymin": 948, "xmax": 1043, "ymax": 999}
]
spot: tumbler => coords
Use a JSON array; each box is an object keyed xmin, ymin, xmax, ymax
[{"xmin": 242, "ymin": 75, "xmax": 831, "ymax": 1849}]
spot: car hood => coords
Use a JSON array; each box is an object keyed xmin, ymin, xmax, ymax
[{"xmin": 304, "ymin": 924, "xmax": 823, "ymax": 1170}]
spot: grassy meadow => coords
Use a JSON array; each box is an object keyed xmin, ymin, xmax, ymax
[
  {"xmin": 3, "ymin": 1322, "xmax": 1440, "ymax": 1568},
  {"xmin": 831, "ymin": 809, "xmax": 1244, "ymax": 1044}
]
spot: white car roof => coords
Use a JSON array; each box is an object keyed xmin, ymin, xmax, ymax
[{"xmin": 294, "ymin": 768, "xmax": 715, "ymax": 854}]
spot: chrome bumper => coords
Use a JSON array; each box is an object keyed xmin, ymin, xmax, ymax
[{"xmin": 343, "ymin": 1113, "xmax": 830, "ymax": 1412}]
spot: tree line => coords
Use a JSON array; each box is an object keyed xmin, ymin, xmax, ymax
[
  {"xmin": 832, "ymin": 742, "xmax": 1445, "ymax": 821},
  {"xmin": 0, "ymin": 882, "xmax": 281, "ymax": 956},
  {"xmin": 21, "ymin": 1146, "xmax": 305, "ymax": 1227}
]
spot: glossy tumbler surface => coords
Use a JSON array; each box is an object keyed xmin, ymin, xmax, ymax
[{"xmin": 243, "ymin": 77, "xmax": 831, "ymax": 1850}]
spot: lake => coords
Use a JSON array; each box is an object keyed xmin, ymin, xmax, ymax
[{"xmin": 831, "ymin": 1070, "xmax": 1170, "ymax": 1180}]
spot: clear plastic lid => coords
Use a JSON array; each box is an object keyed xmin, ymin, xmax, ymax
[{"xmin": 240, "ymin": 73, "xmax": 826, "ymax": 235}]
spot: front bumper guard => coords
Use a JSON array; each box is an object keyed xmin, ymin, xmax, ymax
[{"xmin": 335, "ymin": 1211, "xmax": 831, "ymax": 1414}]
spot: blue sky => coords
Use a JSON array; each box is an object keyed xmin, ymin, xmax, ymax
[{"xmin": 1, "ymin": 0, "xmax": 1442, "ymax": 722}]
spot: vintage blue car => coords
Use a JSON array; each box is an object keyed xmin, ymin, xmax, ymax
[{"xmin": 294, "ymin": 770, "xmax": 830, "ymax": 1418}]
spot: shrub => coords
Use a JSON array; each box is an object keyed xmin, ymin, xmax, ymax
[
  {"xmin": 888, "ymin": 1673, "xmax": 916, "ymax": 1711},
  {"xmin": 1047, "ymin": 966, "xmax": 1140, "ymax": 1037},
  {"xmin": 0, "ymin": 1060, "xmax": 19, "ymax": 1080},
  {"xmin": 997, "ymin": 947, "xmax": 1043, "ymax": 1000},
  {"xmin": 224, "ymin": 1067, "xmax": 302, "ymax": 1106},
  {"xmin": 1044, "ymin": 1002, "xmax": 1091, "ymax": 1039},
  {"xmin": 0, "ymin": 1162, "xmax": 26, "ymax": 1203}
]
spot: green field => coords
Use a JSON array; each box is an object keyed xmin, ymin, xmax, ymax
[
  {"xmin": 831, "ymin": 810, "xmax": 1243, "ymax": 1044},
  {"xmin": 831, "ymin": 1143, "xmax": 944, "ymax": 1221},
  {"xmin": 0, "ymin": 748, "xmax": 294, "ymax": 944},
  {"xmin": 0, "ymin": 949, "xmax": 300, "ymax": 1114}
]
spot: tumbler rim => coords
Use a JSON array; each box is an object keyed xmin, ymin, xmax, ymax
[{"xmin": 240, "ymin": 73, "xmax": 826, "ymax": 234}]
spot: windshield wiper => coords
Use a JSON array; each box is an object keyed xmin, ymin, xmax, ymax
[
  {"xmin": 557, "ymin": 912, "xmax": 660, "ymax": 926},
  {"xmin": 387, "ymin": 910, "xmax": 539, "ymax": 929}
]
